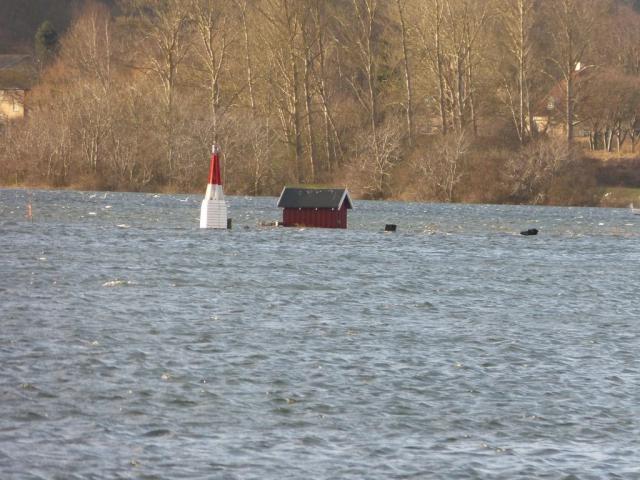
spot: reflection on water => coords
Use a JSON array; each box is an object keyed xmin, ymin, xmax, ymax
[{"xmin": 1, "ymin": 189, "xmax": 639, "ymax": 479}]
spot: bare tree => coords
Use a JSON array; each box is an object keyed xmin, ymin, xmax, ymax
[
  {"xmin": 300, "ymin": 6, "xmax": 318, "ymax": 183},
  {"xmin": 59, "ymin": 2, "xmax": 114, "ymax": 174},
  {"xmin": 247, "ymin": 117, "xmax": 278, "ymax": 195},
  {"xmin": 7, "ymin": 0, "xmax": 640, "ymax": 204},
  {"xmin": 395, "ymin": 0, "xmax": 414, "ymax": 145},
  {"xmin": 413, "ymin": 0, "xmax": 449, "ymax": 135},
  {"xmin": 348, "ymin": 121, "xmax": 401, "ymax": 198},
  {"xmin": 544, "ymin": 0, "xmax": 597, "ymax": 144},
  {"xmin": 308, "ymin": 0, "xmax": 343, "ymax": 173},
  {"xmin": 256, "ymin": 0, "xmax": 306, "ymax": 182},
  {"xmin": 339, "ymin": 0, "xmax": 392, "ymax": 182},
  {"xmin": 441, "ymin": 0, "xmax": 490, "ymax": 135},
  {"xmin": 190, "ymin": 0, "xmax": 237, "ymax": 145},
  {"xmin": 412, "ymin": 0, "xmax": 490, "ymax": 136},
  {"xmin": 498, "ymin": 0, "xmax": 536, "ymax": 144},
  {"xmin": 122, "ymin": 0, "xmax": 192, "ymax": 174},
  {"xmin": 412, "ymin": 131, "xmax": 468, "ymax": 202},
  {"xmin": 504, "ymin": 137, "xmax": 571, "ymax": 203},
  {"xmin": 235, "ymin": 0, "xmax": 258, "ymax": 115}
]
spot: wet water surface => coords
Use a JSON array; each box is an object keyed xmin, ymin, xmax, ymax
[{"xmin": 1, "ymin": 189, "xmax": 639, "ymax": 479}]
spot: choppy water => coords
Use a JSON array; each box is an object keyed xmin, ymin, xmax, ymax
[{"xmin": 1, "ymin": 188, "xmax": 639, "ymax": 479}]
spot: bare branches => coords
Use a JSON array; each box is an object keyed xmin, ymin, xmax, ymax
[
  {"xmin": 411, "ymin": 131, "xmax": 469, "ymax": 202},
  {"xmin": 3, "ymin": 0, "xmax": 640, "ymax": 204}
]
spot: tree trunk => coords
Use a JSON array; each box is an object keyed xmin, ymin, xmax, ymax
[
  {"xmin": 566, "ymin": 70, "xmax": 574, "ymax": 144},
  {"xmin": 239, "ymin": 0, "xmax": 256, "ymax": 115},
  {"xmin": 290, "ymin": 46, "xmax": 304, "ymax": 183},
  {"xmin": 435, "ymin": 0, "xmax": 448, "ymax": 135},
  {"xmin": 303, "ymin": 45, "xmax": 316, "ymax": 182},
  {"xmin": 605, "ymin": 128, "xmax": 613, "ymax": 151},
  {"xmin": 518, "ymin": 0, "xmax": 526, "ymax": 143},
  {"xmin": 396, "ymin": 0, "xmax": 414, "ymax": 145}
]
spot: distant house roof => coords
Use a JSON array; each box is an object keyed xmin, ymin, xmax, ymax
[
  {"xmin": 0, "ymin": 54, "xmax": 30, "ymax": 70},
  {"xmin": 277, "ymin": 187, "xmax": 353, "ymax": 210},
  {"xmin": 534, "ymin": 65, "xmax": 592, "ymax": 117},
  {"xmin": 0, "ymin": 54, "xmax": 33, "ymax": 90}
]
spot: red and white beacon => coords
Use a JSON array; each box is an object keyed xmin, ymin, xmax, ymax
[{"xmin": 200, "ymin": 144, "xmax": 228, "ymax": 229}]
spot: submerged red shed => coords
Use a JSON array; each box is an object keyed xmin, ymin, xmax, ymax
[{"xmin": 277, "ymin": 187, "xmax": 353, "ymax": 229}]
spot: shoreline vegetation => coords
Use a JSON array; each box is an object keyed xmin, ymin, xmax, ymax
[
  {"xmin": 2, "ymin": 0, "xmax": 640, "ymax": 208},
  {"xmin": 2, "ymin": 178, "xmax": 639, "ymax": 210}
]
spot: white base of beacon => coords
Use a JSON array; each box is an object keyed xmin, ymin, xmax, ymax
[{"xmin": 200, "ymin": 184, "xmax": 228, "ymax": 229}]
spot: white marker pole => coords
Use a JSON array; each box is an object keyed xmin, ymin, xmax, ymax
[{"xmin": 200, "ymin": 144, "xmax": 228, "ymax": 229}]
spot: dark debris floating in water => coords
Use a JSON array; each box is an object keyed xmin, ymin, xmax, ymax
[{"xmin": 520, "ymin": 228, "xmax": 538, "ymax": 236}]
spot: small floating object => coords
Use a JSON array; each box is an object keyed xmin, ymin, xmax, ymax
[
  {"xmin": 200, "ymin": 144, "xmax": 228, "ymax": 229},
  {"xmin": 384, "ymin": 224, "xmax": 397, "ymax": 232},
  {"xmin": 520, "ymin": 228, "xmax": 538, "ymax": 236}
]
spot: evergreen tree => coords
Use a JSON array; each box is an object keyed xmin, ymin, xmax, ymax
[{"xmin": 35, "ymin": 20, "xmax": 59, "ymax": 66}]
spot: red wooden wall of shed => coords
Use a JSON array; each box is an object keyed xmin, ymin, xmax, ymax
[{"xmin": 282, "ymin": 207, "xmax": 347, "ymax": 228}]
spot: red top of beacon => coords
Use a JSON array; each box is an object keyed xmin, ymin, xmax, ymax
[{"xmin": 208, "ymin": 144, "xmax": 222, "ymax": 185}]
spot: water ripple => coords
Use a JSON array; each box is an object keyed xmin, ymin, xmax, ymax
[{"xmin": 1, "ymin": 189, "xmax": 639, "ymax": 479}]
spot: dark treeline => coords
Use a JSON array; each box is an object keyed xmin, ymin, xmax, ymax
[
  {"xmin": 0, "ymin": 0, "xmax": 117, "ymax": 53},
  {"xmin": 2, "ymin": 0, "xmax": 640, "ymax": 204}
]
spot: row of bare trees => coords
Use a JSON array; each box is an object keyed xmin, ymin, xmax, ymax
[{"xmin": 1, "ymin": 0, "xmax": 640, "ymax": 204}]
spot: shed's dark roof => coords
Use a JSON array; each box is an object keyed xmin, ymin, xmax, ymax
[{"xmin": 277, "ymin": 187, "xmax": 353, "ymax": 209}]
